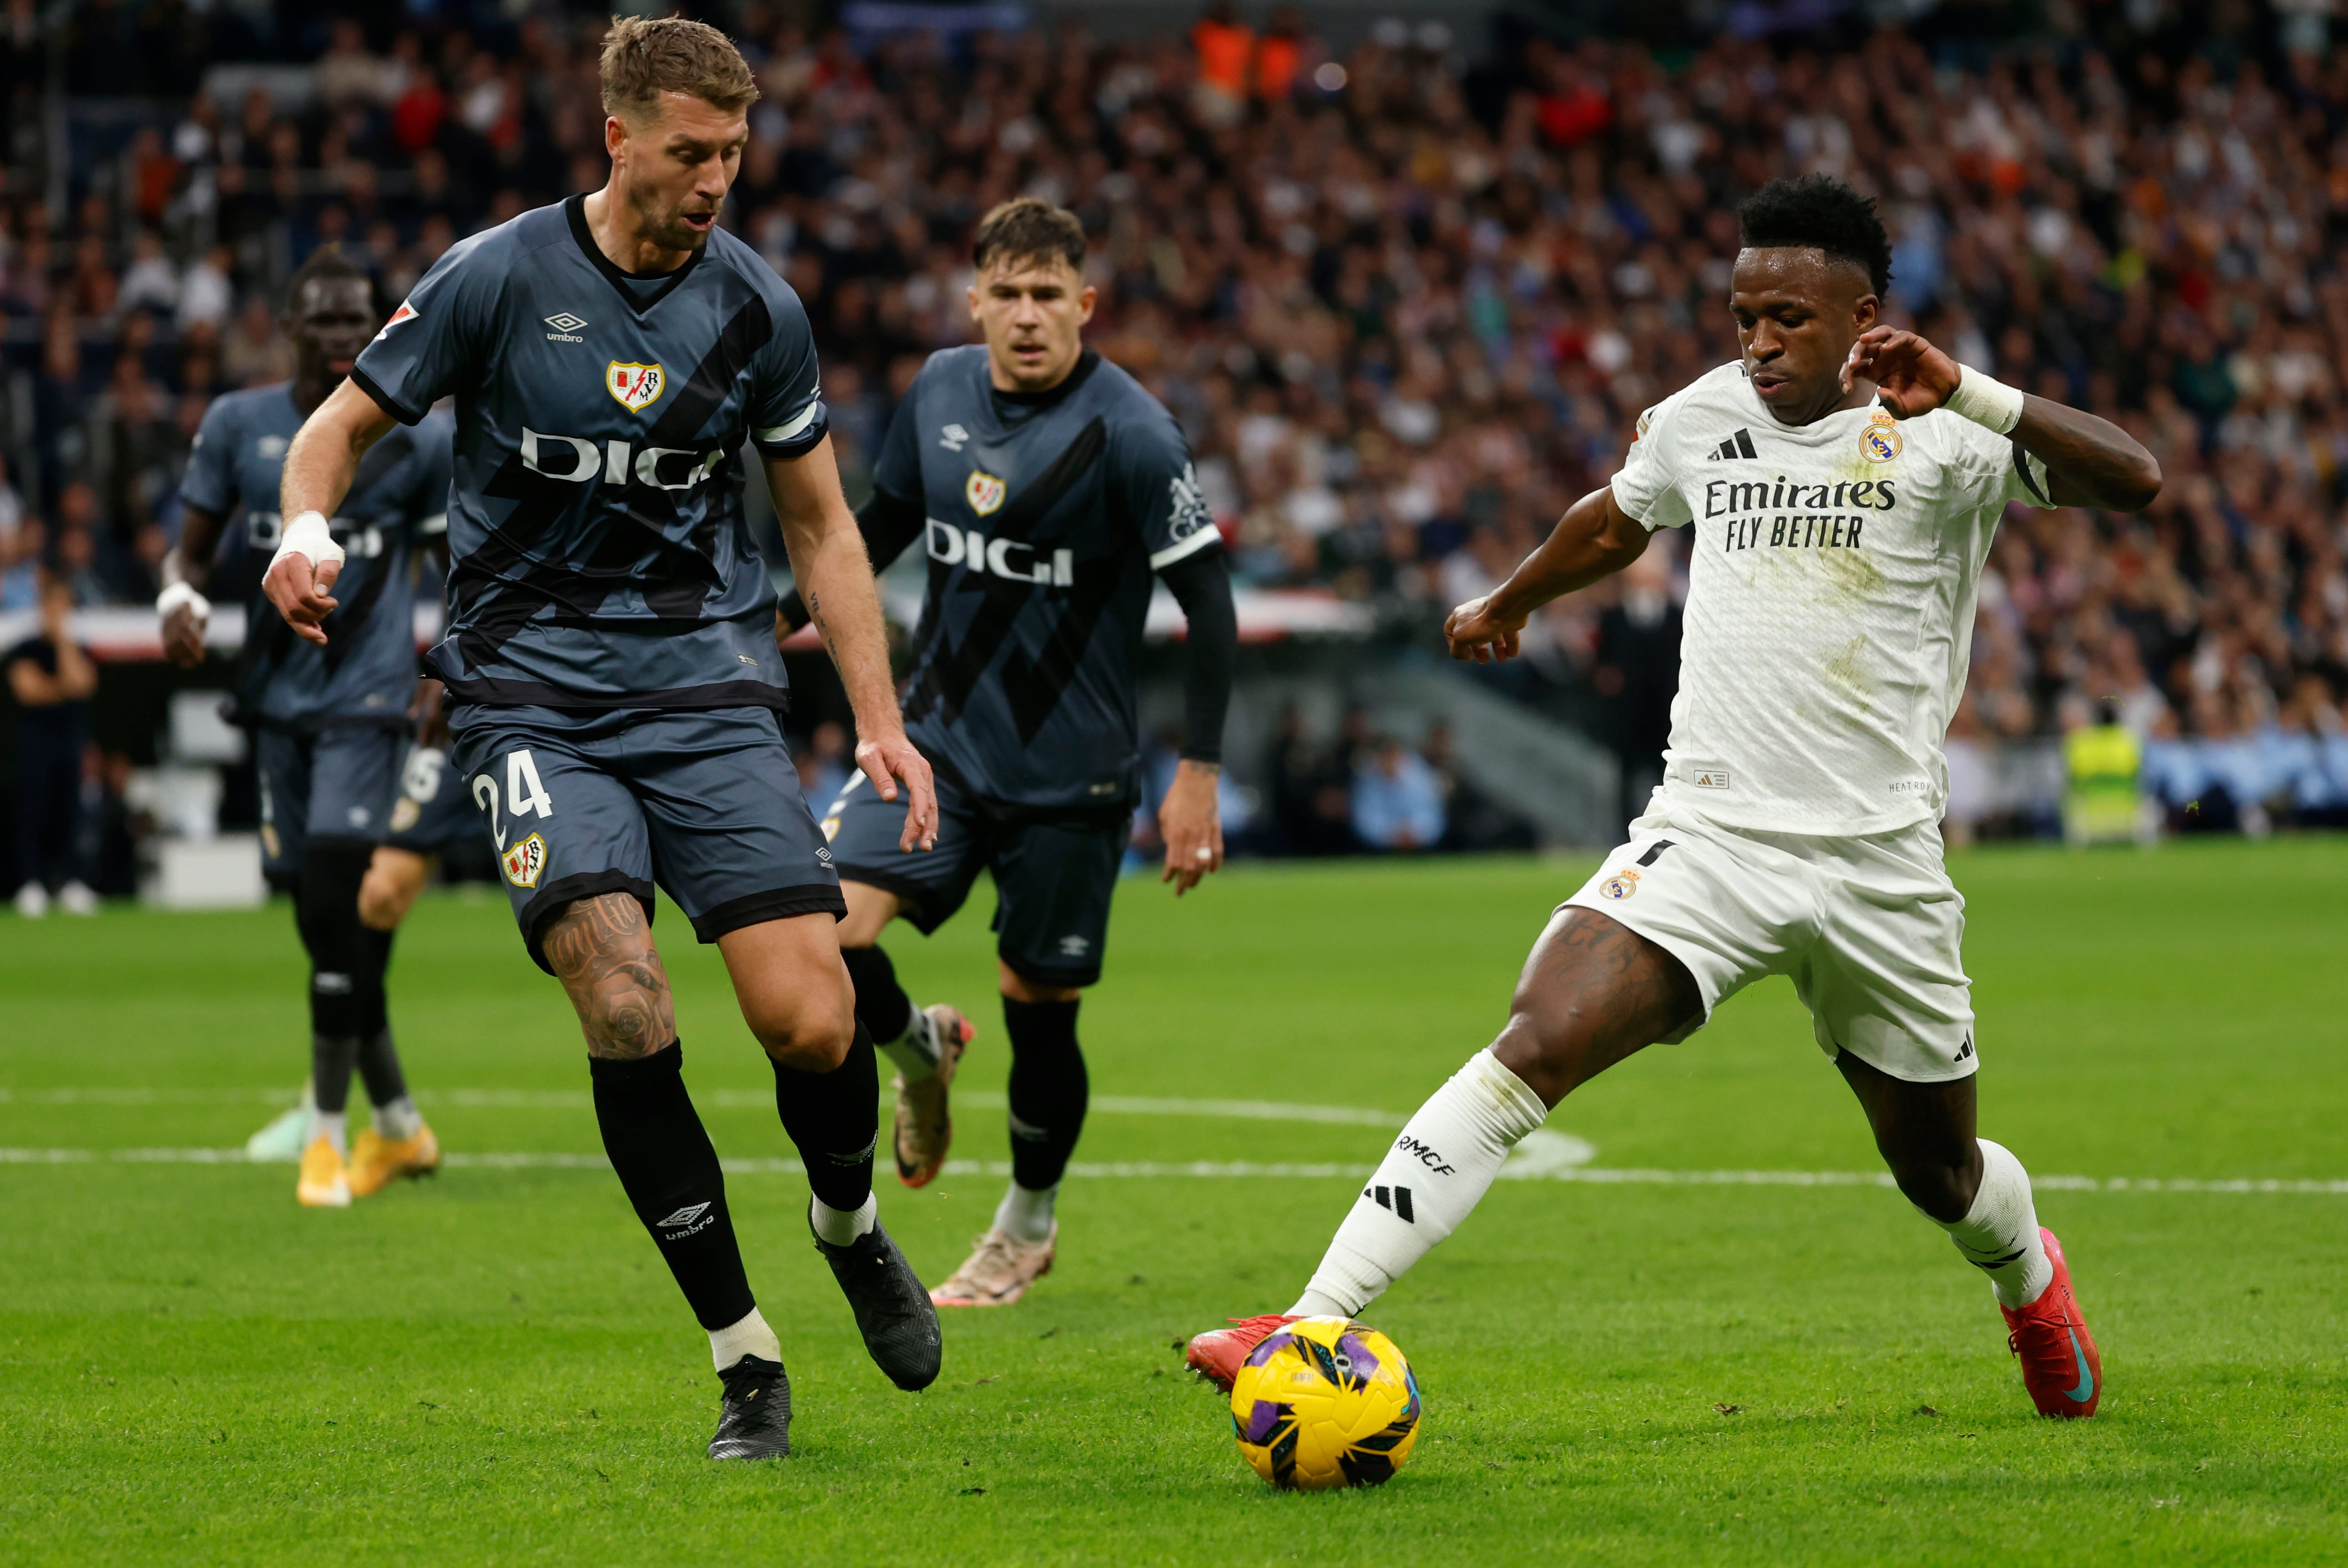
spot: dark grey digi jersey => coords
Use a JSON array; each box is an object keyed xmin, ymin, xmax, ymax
[
  {"xmin": 179, "ymin": 384, "xmax": 453, "ymax": 730},
  {"xmin": 878, "ymin": 347, "xmax": 1219, "ymax": 809},
  {"xmin": 349, "ymin": 195, "xmax": 827, "ymax": 711}
]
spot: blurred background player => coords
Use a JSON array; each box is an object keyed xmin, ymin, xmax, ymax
[
  {"xmin": 159, "ymin": 245, "xmax": 453, "ymax": 1206},
  {"xmin": 780, "ymin": 197, "xmax": 1237, "ymax": 1309},
  {"xmin": 1187, "ymin": 176, "xmax": 2162, "ymax": 1421},
  {"xmin": 267, "ymin": 17, "xmax": 942, "ymax": 1460},
  {"xmin": 360, "ymin": 676, "xmax": 481, "ymax": 932}
]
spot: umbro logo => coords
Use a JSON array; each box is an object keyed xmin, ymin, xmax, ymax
[
  {"xmin": 939, "ymin": 423, "xmax": 970, "ymax": 452},
  {"xmin": 1364, "ymin": 1184, "xmax": 1416, "ymax": 1221},
  {"xmin": 1704, "ymin": 428, "xmax": 1760, "ymax": 461},
  {"xmin": 656, "ymin": 1202, "xmax": 711, "ymax": 1229},
  {"xmin": 544, "ymin": 311, "xmax": 587, "ymax": 342}
]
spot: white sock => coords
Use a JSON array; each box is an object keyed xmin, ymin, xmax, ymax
[
  {"xmin": 314, "ymin": 1110, "xmax": 348, "ymax": 1156},
  {"xmin": 1934, "ymin": 1138, "xmax": 2053, "ymax": 1310},
  {"xmin": 994, "ymin": 1182, "xmax": 1056, "ymax": 1243},
  {"xmin": 877, "ymin": 1005, "xmax": 940, "ymax": 1081},
  {"xmin": 708, "ymin": 1306, "xmax": 783, "ymax": 1372},
  {"xmin": 810, "ymin": 1192, "xmax": 877, "ymax": 1246},
  {"xmin": 372, "ymin": 1095, "xmax": 423, "ymax": 1141},
  {"xmin": 1285, "ymin": 1048, "xmax": 1549, "ymax": 1317}
]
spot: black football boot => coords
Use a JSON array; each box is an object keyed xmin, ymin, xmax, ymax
[
  {"xmin": 708, "ymin": 1354, "xmax": 792, "ymax": 1460},
  {"xmin": 813, "ymin": 1220, "xmax": 943, "ymax": 1390}
]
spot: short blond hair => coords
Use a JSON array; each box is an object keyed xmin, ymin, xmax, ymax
[{"xmin": 599, "ymin": 15, "xmax": 758, "ymax": 126}]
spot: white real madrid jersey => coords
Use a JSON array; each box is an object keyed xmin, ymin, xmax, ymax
[{"xmin": 1610, "ymin": 361, "xmax": 2056, "ymax": 836}]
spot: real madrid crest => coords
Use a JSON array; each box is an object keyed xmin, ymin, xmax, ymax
[
  {"xmin": 1598, "ymin": 868, "xmax": 1641, "ymax": 900},
  {"xmin": 965, "ymin": 470, "xmax": 1007, "ymax": 517},
  {"xmin": 1861, "ymin": 409, "xmax": 1901, "ymax": 463},
  {"xmin": 606, "ymin": 361, "xmax": 665, "ymax": 412}
]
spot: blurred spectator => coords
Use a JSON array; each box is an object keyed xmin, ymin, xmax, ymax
[
  {"xmin": 0, "ymin": 515, "xmax": 41, "ymax": 611},
  {"xmin": 1589, "ymin": 536, "xmax": 1681, "ymax": 831},
  {"xmin": 1352, "ymin": 735, "xmax": 1445, "ymax": 850},
  {"xmin": 796, "ymin": 719, "xmax": 851, "ymax": 811},
  {"xmin": 1421, "ymin": 721, "xmax": 1537, "ymax": 852},
  {"xmin": 9, "ymin": 572, "xmax": 99, "ymax": 917}
]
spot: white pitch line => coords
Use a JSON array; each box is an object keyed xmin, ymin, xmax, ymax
[
  {"xmin": 0, "ymin": 1085, "xmax": 1410, "ymax": 1126},
  {"xmin": 3, "ymin": 1144, "xmax": 2346, "ymax": 1195}
]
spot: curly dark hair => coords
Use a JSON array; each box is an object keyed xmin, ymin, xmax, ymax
[{"xmin": 1736, "ymin": 175, "xmax": 1893, "ymax": 298}]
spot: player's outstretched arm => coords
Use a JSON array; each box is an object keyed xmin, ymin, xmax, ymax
[
  {"xmin": 1445, "ymin": 485, "xmax": 1651, "ymax": 664},
  {"xmin": 765, "ymin": 435, "xmax": 938, "ymax": 852},
  {"xmin": 271, "ymin": 379, "xmax": 399, "ymax": 646},
  {"xmin": 158, "ymin": 504, "xmax": 228, "ymax": 668},
  {"xmin": 1846, "ymin": 326, "xmax": 2162, "ymax": 512}
]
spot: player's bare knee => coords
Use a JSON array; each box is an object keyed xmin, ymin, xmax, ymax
[
  {"xmin": 1488, "ymin": 1007, "xmax": 1577, "ymax": 1107},
  {"xmin": 750, "ymin": 1003, "xmax": 854, "ymax": 1071}
]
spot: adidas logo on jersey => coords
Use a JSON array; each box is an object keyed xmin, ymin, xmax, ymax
[
  {"xmin": 1704, "ymin": 428, "xmax": 1760, "ymax": 461},
  {"xmin": 925, "ymin": 517, "xmax": 1075, "ymax": 586}
]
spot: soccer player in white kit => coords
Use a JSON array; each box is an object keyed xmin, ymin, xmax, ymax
[{"xmin": 1188, "ymin": 176, "xmax": 2162, "ymax": 1420}]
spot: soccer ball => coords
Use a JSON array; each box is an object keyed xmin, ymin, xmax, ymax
[{"xmin": 1228, "ymin": 1315, "xmax": 1421, "ymax": 1490}]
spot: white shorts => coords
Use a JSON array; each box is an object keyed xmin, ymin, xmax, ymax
[{"xmin": 1561, "ymin": 803, "xmax": 1977, "ymax": 1083}]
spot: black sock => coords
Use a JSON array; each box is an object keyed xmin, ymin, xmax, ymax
[
  {"xmin": 771, "ymin": 1022, "xmax": 879, "ymax": 1213},
  {"xmin": 357, "ymin": 925, "xmax": 395, "ymax": 1035},
  {"xmin": 355, "ymin": 1026, "xmax": 409, "ymax": 1107},
  {"xmin": 590, "ymin": 1042, "xmax": 756, "ymax": 1331},
  {"xmin": 839, "ymin": 944, "xmax": 914, "ymax": 1045},
  {"xmin": 295, "ymin": 845, "xmax": 371, "ymax": 1103},
  {"xmin": 1004, "ymin": 997, "xmax": 1087, "ymax": 1191},
  {"xmin": 310, "ymin": 1033, "xmax": 359, "ymax": 1116}
]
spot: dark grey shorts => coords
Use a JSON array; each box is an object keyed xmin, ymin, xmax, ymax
[
  {"xmin": 255, "ymin": 725, "xmax": 403, "ymax": 880},
  {"xmin": 383, "ymin": 745, "xmax": 480, "ymax": 855},
  {"xmin": 449, "ymin": 705, "xmax": 845, "ymax": 974},
  {"xmin": 819, "ymin": 769, "xmax": 1130, "ymax": 989}
]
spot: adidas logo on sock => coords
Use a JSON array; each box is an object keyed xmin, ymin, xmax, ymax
[
  {"xmin": 1364, "ymin": 1184, "xmax": 1415, "ymax": 1222},
  {"xmin": 1703, "ymin": 428, "xmax": 1759, "ymax": 461}
]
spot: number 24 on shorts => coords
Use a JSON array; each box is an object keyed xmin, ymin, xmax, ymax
[{"xmin": 473, "ymin": 750, "xmax": 555, "ymax": 888}]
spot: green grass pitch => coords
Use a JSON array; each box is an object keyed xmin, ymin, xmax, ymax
[{"xmin": 3, "ymin": 840, "xmax": 2345, "ymax": 1565}]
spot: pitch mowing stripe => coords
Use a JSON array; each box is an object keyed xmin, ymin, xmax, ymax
[
  {"xmin": 0, "ymin": 1086, "xmax": 1406, "ymax": 1126},
  {"xmin": 5, "ymin": 1144, "xmax": 2348, "ymax": 1194}
]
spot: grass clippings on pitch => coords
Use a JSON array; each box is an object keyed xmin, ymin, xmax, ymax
[{"xmin": 2, "ymin": 841, "xmax": 2345, "ymax": 1566}]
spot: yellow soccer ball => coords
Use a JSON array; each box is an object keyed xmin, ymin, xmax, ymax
[{"xmin": 1228, "ymin": 1315, "xmax": 1421, "ymax": 1490}]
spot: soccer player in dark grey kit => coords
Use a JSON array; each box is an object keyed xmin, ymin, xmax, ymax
[
  {"xmin": 263, "ymin": 18, "xmax": 941, "ymax": 1460},
  {"xmin": 780, "ymin": 198, "xmax": 1237, "ymax": 1309},
  {"xmin": 160, "ymin": 246, "xmax": 452, "ymax": 1207}
]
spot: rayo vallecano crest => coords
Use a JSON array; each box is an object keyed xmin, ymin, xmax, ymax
[
  {"xmin": 606, "ymin": 361, "xmax": 665, "ymax": 412},
  {"xmin": 502, "ymin": 833, "xmax": 547, "ymax": 888},
  {"xmin": 965, "ymin": 470, "xmax": 1007, "ymax": 517}
]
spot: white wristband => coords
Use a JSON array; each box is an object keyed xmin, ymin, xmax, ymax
[
  {"xmin": 1943, "ymin": 364, "xmax": 2024, "ymax": 435},
  {"xmin": 156, "ymin": 579, "xmax": 210, "ymax": 624},
  {"xmin": 270, "ymin": 510, "xmax": 346, "ymax": 575}
]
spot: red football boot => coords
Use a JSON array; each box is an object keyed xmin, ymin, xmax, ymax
[
  {"xmin": 2001, "ymin": 1227, "xmax": 2101, "ymax": 1418},
  {"xmin": 1184, "ymin": 1315, "xmax": 1301, "ymax": 1392}
]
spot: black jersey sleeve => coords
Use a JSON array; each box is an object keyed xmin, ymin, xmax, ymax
[
  {"xmin": 411, "ymin": 412, "xmax": 456, "ymax": 536},
  {"xmin": 746, "ymin": 287, "xmax": 828, "ymax": 458},
  {"xmin": 869, "ymin": 375, "xmax": 925, "ymax": 501},
  {"xmin": 179, "ymin": 396, "xmax": 242, "ymax": 517},
  {"xmin": 352, "ymin": 236, "xmax": 502, "ymax": 426},
  {"xmin": 1158, "ymin": 547, "xmax": 1235, "ymax": 766},
  {"xmin": 1118, "ymin": 406, "xmax": 1219, "ymax": 571}
]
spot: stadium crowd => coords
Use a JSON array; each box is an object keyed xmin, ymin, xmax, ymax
[{"xmin": 5, "ymin": 2, "xmax": 2348, "ymax": 836}]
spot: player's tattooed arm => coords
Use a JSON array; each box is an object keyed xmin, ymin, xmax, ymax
[
  {"xmin": 1444, "ymin": 485, "xmax": 1650, "ymax": 664},
  {"xmin": 542, "ymin": 892, "xmax": 678, "ymax": 1059},
  {"xmin": 1846, "ymin": 326, "xmax": 2162, "ymax": 511},
  {"xmin": 764, "ymin": 435, "xmax": 939, "ymax": 852}
]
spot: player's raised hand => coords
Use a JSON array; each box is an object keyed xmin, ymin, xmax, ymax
[
  {"xmin": 263, "ymin": 551, "xmax": 341, "ymax": 646},
  {"xmin": 1843, "ymin": 325, "xmax": 1961, "ymax": 418},
  {"xmin": 1444, "ymin": 593, "xmax": 1530, "ymax": 664},
  {"xmin": 1157, "ymin": 759, "xmax": 1224, "ymax": 896},
  {"xmin": 858, "ymin": 731, "xmax": 938, "ymax": 852}
]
